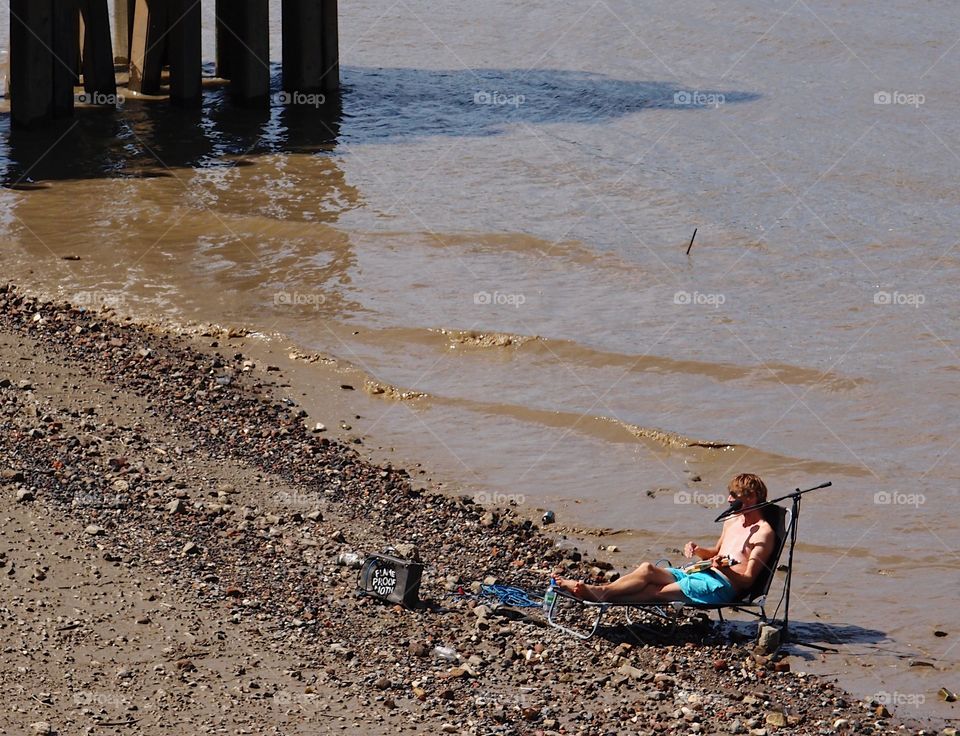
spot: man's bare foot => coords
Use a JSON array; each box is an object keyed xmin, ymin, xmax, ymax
[{"xmin": 554, "ymin": 577, "xmax": 604, "ymax": 602}]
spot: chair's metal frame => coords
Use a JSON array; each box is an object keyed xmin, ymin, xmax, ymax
[{"xmin": 547, "ymin": 504, "xmax": 795, "ymax": 641}]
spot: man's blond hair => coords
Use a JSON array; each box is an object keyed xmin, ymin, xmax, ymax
[{"xmin": 728, "ymin": 473, "xmax": 768, "ymax": 502}]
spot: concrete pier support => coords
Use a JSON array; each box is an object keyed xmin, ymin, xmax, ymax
[
  {"xmin": 129, "ymin": 0, "xmax": 167, "ymax": 95},
  {"xmin": 113, "ymin": 0, "xmax": 131, "ymax": 64}
]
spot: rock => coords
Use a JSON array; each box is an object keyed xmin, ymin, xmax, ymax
[
  {"xmin": 874, "ymin": 704, "xmax": 891, "ymax": 717},
  {"xmin": 756, "ymin": 625, "xmax": 781, "ymax": 654},
  {"xmin": 181, "ymin": 542, "xmax": 200, "ymax": 555},
  {"xmin": 136, "ymin": 616, "xmax": 151, "ymax": 624},
  {"xmin": 832, "ymin": 719, "xmax": 849, "ymax": 730},
  {"xmin": 305, "ymin": 510, "xmax": 323, "ymax": 521},
  {"xmin": 541, "ymin": 510, "xmax": 555, "ymax": 525},
  {"xmin": 225, "ymin": 587, "xmax": 243, "ymax": 598},
  {"xmin": 374, "ymin": 676, "xmax": 391, "ymax": 690},
  {"xmin": 773, "ymin": 660, "xmax": 790, "ymax": 672},
  {"xmin": 393, "ymin": 543, "xmax": 420, "ymax": 561},
  {"xmin": 729, "ymin": 720, "xmax": 745, "ymax": 734},
  {"xmin": 408, "ymin": 642, "xmax": 429, "ymax": 657},
  {"xmin": 17, "ymin": 380, "xmax": 33, "ymax": 390},
  {"xmin": 521, "ymin": 706, "xmax": 541, "ymax": 721},
  {"xmin": 940, "ymin": 687, "xmax": 958, "ymax": 702},
  {"xmin": 764, "ymin": 711, "xmax": 786, "ymax": 727},
  {"xmin": 480, "ymin": 511, "xmax": 497, "ymax": 527},
  {"xmin": 440, "ymin": 726, "xmax": 457, "ymax": 734},
  {"xmin": 438, "ymin": 687, "xmax": 455, "ymax": 700},
  {"xmin": 30, "ymin": 723, "xmax": 53, "ymax": 735},
  {"xmin": 617, "ymin": 664, "xmax": 646, "ymax": 680},
  {"xmin": 84, "ymin": 525, "xmax": 104, "ymax": 536},
  {"xmin": 15, "ymin": 488, "xmax": 34, "ymax": 502},
  {"xmin": 166, "ymin": 499, "xmax": 184, "ymax": 514}
]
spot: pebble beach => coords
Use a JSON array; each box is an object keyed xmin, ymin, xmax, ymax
[{"xmin": 0, "ymin": 283, "xmax": 948, "ymax": 736}]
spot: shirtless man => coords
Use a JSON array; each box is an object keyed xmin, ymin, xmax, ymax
[{"xmin": 555, "ymin": 473, "xmax": 775, "ymax": 605}]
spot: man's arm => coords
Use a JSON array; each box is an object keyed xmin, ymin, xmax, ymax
[
  {"xmin": 684, "ymin": 528, "xmax": 726, "ymax": 560},
  {"xmin": 713, "ymin": 525, "xmax": 775, "ymax": 588}
]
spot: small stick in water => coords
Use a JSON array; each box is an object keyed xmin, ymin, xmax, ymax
[{"xmin": 686, "ymin": 228, "xmax": 698, "ymax": 255}]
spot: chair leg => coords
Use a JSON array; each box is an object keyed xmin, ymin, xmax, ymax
[{"xmin": 547, "ymin": 597, "xmax": 606, "ymax": 640}]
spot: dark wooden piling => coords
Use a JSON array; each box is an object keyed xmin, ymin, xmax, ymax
[
  {"xmin": 167, "ymin": 0, "xmax": 202, "ymax": 106},
  {"xmin": 215, "ymin": 0, "xmax": 238, "ymax": 80},
  {"xmin": 282, "ymin": 0, "xmax": 339, "ymax": 95},
  {"xmin": 80, "ymin": 0, "xmax": 118, "ymax": 99},
  {"xmin": 320, "ymin": 0, "xmax": 339, "ymax": 92},
  {"xmin": 10, "ymin": 0, "xmax": 56, "ymax": 127},
  {"xmin": 51, "ymin": 1, "xmax": 80, "ymax": 118},
  {"xmin": 217, "ymin": 0, "xmax": 270, "ymax": 105}
]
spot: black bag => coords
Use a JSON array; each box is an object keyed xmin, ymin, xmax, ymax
[{"xmin": 357, "ymin": 552, "xmax": 423, "ymax": 608}]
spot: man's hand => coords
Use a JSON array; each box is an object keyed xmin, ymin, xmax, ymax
[
  {"xmin": 684, "ymin": 542, "xmax": 699, "ymax": 559},
  {"xmin": 711, "ymin": 555, "xmax": 738, "ymax": 569}
]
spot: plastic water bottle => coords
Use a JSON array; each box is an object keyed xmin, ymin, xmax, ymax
[{"xmin": 542, "ymin": 578, "xmax": 557, "ymax": 616}]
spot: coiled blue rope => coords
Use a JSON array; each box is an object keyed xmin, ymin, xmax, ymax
[{"xmin": 479, "ymin": 584, "xmax": 542, "ymax": 608}]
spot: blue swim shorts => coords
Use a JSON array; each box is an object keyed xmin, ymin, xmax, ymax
[{"xmin": 668, "ymin": 567, "xmax": 737, "ymax": 604}]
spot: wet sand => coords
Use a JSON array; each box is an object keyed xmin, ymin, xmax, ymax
[{"xmin": 0, "ymin": 283, "xmax": 949, "ymax": 735}]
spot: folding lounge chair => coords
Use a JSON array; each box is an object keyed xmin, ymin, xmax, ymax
[{"xmin": 546, "ymin": 504, "xmax": 793, "ymax": 641}]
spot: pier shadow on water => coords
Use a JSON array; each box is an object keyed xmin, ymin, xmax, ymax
[{"xmin": 0, "ymin": 64, "xmax": 759, "ymax": 185}]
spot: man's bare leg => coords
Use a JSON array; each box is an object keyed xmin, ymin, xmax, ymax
[{"xmin": 556, "ymin": 562, "xmax": 676, "ymax": 602}]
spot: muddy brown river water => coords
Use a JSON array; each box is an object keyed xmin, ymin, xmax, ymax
[{"xmin": 2, "ymin": 0, "xmax": 958, "ymax": 725}]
